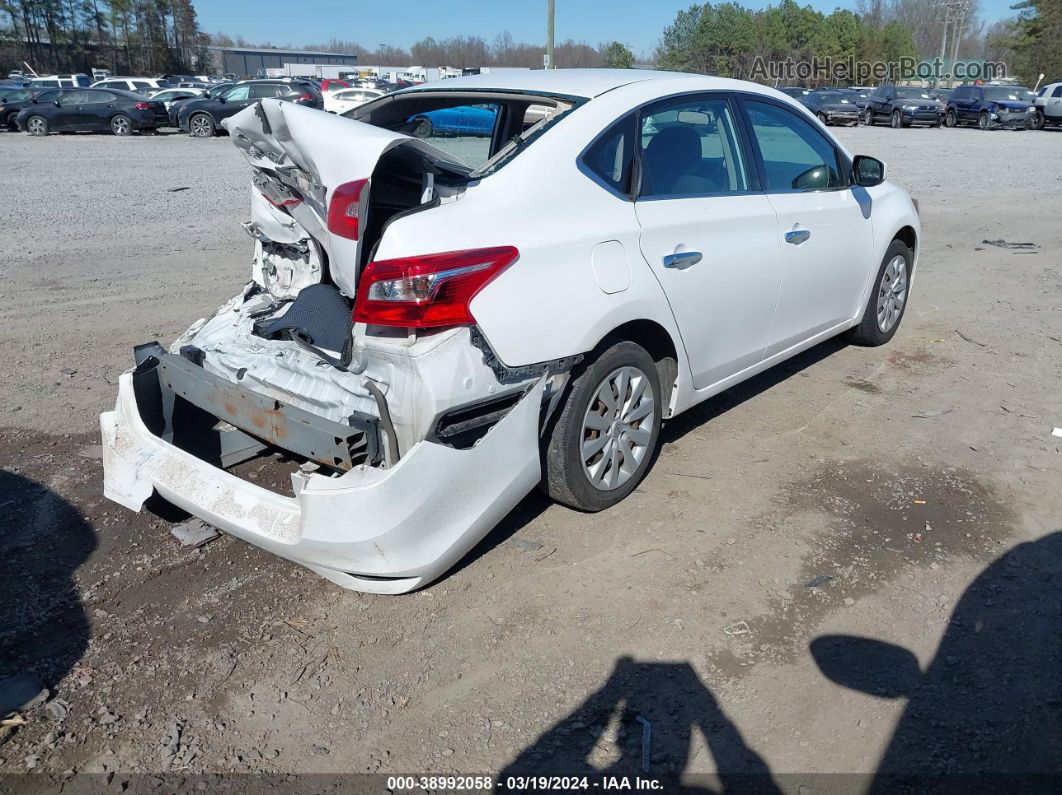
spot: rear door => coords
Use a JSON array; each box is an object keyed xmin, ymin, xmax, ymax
[
  {"xmin": 78, "ymin": 89, "xmax": 112, "ymax": 130},
  {"xmin": 1047, "ymin": 85, "xmax": 1062, "ymax": 119},
  {"xmin": 633, "ymin": 93, "xmax": 782, "ymax": 389},
  {"xmin": 738, "ymin": 96, "xmax": 873, "ymax": 354}
]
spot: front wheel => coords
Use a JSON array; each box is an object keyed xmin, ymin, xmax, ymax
[
  {"xmin": 1030, "ymin": 110, "xmax": 1045, "ymax": 131},
  {"xmin": 850, "ymin": 239, "xmax": 912, "ymax": 347},
  {"xmin": 110, "ymin": 114, "xmax": 132, "ymax": 136},
  {"xmin": 817, "ymin": 112, "xmax": 829, "ymax": 125},
  {"xmin": 412, "ymin": 117, "xmax": 433, "ymax": 138},
  {"xmin": 542, "ymin": 340, "xmax": 662, "ymax": 511},
  {"xmin": 890, "ymin": 109, "xmax": 903, "ymax": 128},
  {"xmin": 26, "ymin": 115, "xmax": 48, "ymax": 136},
  {"xmin": 978, "ymin": 111, "xmax": 992, "ymax": 130},
  {"xmin": 863, "ymin": 109, "xmax": 874, "ymax": 126}
]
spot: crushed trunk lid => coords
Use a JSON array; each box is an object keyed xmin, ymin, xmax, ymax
[{"xmin": 224, "ymin": 99, "xmax": 470, "ymax": 298}]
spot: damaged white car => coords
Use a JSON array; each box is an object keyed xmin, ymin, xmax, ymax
[{"xmin": 101, "ymin": 70, "xmax": 920, "ymax": 593}]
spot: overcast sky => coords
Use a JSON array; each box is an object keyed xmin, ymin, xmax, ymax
[{"xmin": 198, "ymin": 0, "xmax": 1018, "ymax": 56}]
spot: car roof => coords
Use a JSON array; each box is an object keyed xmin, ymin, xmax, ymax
[{"xmin": 400, "ymin": 68, "xmax": 698, "ymax": 99}]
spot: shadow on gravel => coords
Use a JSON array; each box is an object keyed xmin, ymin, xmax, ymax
[
  {"xmin": 660, "ymin": 336, "xmax": 848, "ymax": 443},
  {"xmin": 501, "ymin": 656, "xmax": 780, "ymax": 793},
  {"xmin": 0, "ymin": 471, "xmax": 94, "ymax": 707},
  {"xmin": 811, "ymin": 530, "xmax": 1062, "ymax": 790}
]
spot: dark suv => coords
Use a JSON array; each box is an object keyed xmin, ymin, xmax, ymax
[
  {"xmin": 865, "ymin": 85, "xmax": 942, "ymax": 128},
  {"xmin": 177, "ymin": 80, "xmax": 323, "ymax": 137},
  {"xmin": 945, "ymin": 84, "xmax": 1036, "ymax": 130}
]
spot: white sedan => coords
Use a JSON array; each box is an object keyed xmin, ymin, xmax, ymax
[
  {"xmin": 101, "ymin": 70, "xmax": 920, "ymax": 593},
  {"xmin": 324, "ymin": 86, "xmax": 385, "ymax": 114}
]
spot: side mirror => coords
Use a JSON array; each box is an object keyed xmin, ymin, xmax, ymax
[
  {"xmin": 810, "ymin": 635, "xmax": 922, "ymax": 699},
  {"xmin": 853, "ymin": 155, "xmax": 886, "ymax": 187},
  {"xmin": 54, "ymin": 100, "xmax": 61, "ymax": 107},
  {"xmin": 217, "ymin": 96, "xmax": 227, "ymax": 103}
]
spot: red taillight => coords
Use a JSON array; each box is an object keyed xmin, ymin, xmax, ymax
[
  {"xmin": 326, "ymin": 179, "xmax": 367, "ymax": 240},
  {"xmin": 134, "ymin": 101, "xmax": 151, "ymax": 110},
  {"xmin": 297, "ymin": 93, "xmax": 313, "ymax": 102},
  {"xmin": 353, "ymin": 247, "xmax": 519, "ymax": 329}
]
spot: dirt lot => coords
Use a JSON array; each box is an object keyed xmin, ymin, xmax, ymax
[{"xmin": 1, "ymin": 123, "xmax": 1060, "ymax": 789}]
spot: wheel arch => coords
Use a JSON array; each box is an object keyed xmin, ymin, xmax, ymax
[{"xmin": 594, "ymin": 318, "xmax": 679, "ymax": 415}]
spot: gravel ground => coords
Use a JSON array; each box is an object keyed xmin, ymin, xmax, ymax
[{"xmin": 1, "ymin": 122, "xmax": 1060, "ymax": 789}]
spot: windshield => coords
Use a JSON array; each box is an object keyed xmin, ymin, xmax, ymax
[
  {"xmin": 816, "ymin": 92, "xmax": 848, "ymax": 103},
  {"xmin": 2, "ymin": 88, "xmax": 32, "ymax": 101},
  {"xmin": 896, "ymin": 87, "xmax": 931, "ymax": 99},
  {"xmin": 984, "ymin": 86, "xmax": 1031, "ymax": 102}
]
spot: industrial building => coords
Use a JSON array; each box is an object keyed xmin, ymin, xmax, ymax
[{"xmin": 208, "ymin": 46, "xmax": 357, "ymax": 78}]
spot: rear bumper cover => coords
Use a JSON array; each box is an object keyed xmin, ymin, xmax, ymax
[{"xmin": 101, "ymin": 370, "xmax": 545, "ymax": 594}]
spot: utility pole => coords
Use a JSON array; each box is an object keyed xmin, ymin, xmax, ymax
[
  {"xmin": 546, "ymin": 0, "xmax": 555, "ymax": 69},
  {"xmin": 937, "ymin": 2, "xmax": 951, "ymax": 86},
  {"xmin": 949, "ymin": 1, "xmax": 970, "ymax": 87}
]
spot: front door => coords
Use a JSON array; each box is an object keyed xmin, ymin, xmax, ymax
[
  {"xmin": 739, "ymin": 97, "xmax": 875, "ymax": 356},
  {"xmin": 633, "ymin": 93, "xmax": 782, "ymax": 390}
]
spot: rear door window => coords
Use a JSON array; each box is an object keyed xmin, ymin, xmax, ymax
[
  {"xmin": 251, "ymin": 83, "xmax": 281, "ymax": 99},
  {"xmin": 639, "ymin": 97, "xmax": 749, "ymax": 197}
]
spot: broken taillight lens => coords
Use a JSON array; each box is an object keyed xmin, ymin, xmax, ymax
[
  {"xmin": 327, "ymin": 179, "xmax": 367, "ymax": 240},
  {"xmin": 353, "ymin": 247, "xmax": 519, "ymax": 328}
]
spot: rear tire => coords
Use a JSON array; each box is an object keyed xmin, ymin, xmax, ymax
[
  {"xmin": 110, "ymin": 114, "xmax": 132, "ymax": 136},
  {"xmin": 412, "ymin": 117, "xmax": 433, "ymax": 138},
  {"xmin": 189, "ymin": 113, "xmax": 215, "ymax": 138},
  {"xmin": 26, "ymin": 115, "xmax": 48, "ymax": 136},
  {"xmin": 542, "ymin": 340, "xmax": 662, "ymax": 512},
  {"xmin": 4, "ymin": 110, "xmax": 17, "ymax": 130},
  {"xmin": 849, "ymin": 239, "xmax": 912, "ymax": 347}
]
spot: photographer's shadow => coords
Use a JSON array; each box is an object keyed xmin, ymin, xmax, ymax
[
  {"xmin": 811, "ymin": 531, "xmax": 1062, "ymax": 790},
  {"xmin": 501, "ymin": 656, "xmax": 779, "ymax": 793}
]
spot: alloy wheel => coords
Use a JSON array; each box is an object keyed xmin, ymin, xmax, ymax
[
  {"xmin": 876, "ymin": 255, "xmax": 908, "ymax": 333},
  {"xmin": 111, "ymin": 116, "xmax": 129, "ymax": 135},
  {"xmin": 191, "ymin": 115, "xmax": 212, "ymax": 137},
  {"xmin": 27, "ymin": 116, "xmax": 46, "ymax": 136},
  {"xmin": 580, "ymin": 365, "xmax": 656, "ymax": 491},
  {"xmin": 891, "ymin": 110, "xmax": 901, "ymax": 128}
]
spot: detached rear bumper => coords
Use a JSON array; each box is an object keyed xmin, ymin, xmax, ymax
[{"xmin": 101, "ymin": 370, "xmax": 545, "ymax": 594}]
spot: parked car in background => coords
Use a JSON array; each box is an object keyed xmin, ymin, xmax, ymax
[
  {"xmin": 0, "ymin": 86, "xmax": 67, "ymax": 129},
  {"xmin": 945, "ymin": 84, "xmax": 1036, "ymax": 130},
  {"xmin": 408, "ymin": 104, "xmax": 498, "ymax": 137},
  {"xmin": 838, "ymin": 87, "xmax": 870, "ymax": 112},
  {"xmin": 324, "ymin": 87, "xmax": 384, "ymax": 114},
  {"xmin": 205, "ymin": 82, "xmax": 235, "ymax": 98},
  {"xmin": 865, "ymin": 85, "xmax": 942, "ymax": 128},
  {"xmin": 29, "ymin": 73, "xmax": 91, "ymax": 89},
  {"xmin": 150, "ymin": 87, "xmax": 205, "ymax": 124},
  {"xmin": 1032, "ymin": 81, "xmax": 1062, "ymax": 130},
  {"xmin": 177, "ymin": 80, "xmax": 323, "ymax": 137},
  {"xmin": 800, "ymin": 90, "xmax": 860, "ymax": 126},
  {"xmin": 91, "ymin": 76, "xmax": 171, "ymax": 93},
  {"xmin": 102, "ymin": 70, "xmax": 919, "ymax": 593},
  {"xmin": 777, "ymin": 86, "xmax": 811, "ymax": 99},
  {"xmin": 17, "ymin": 87, "xmax": 164, "ymax": 136},
  {"xmin": 319, "ymin": 79, "xmax": 350, "ymax": 95}
]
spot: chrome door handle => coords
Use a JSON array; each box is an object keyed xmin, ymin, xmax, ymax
[
  {"xmin": 785, "ymin": 229, "xmax": 811, "ymax": 245},
  {"xmin": 662, "ymin": 251, "xmax": 703, "ymax": 269}
]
